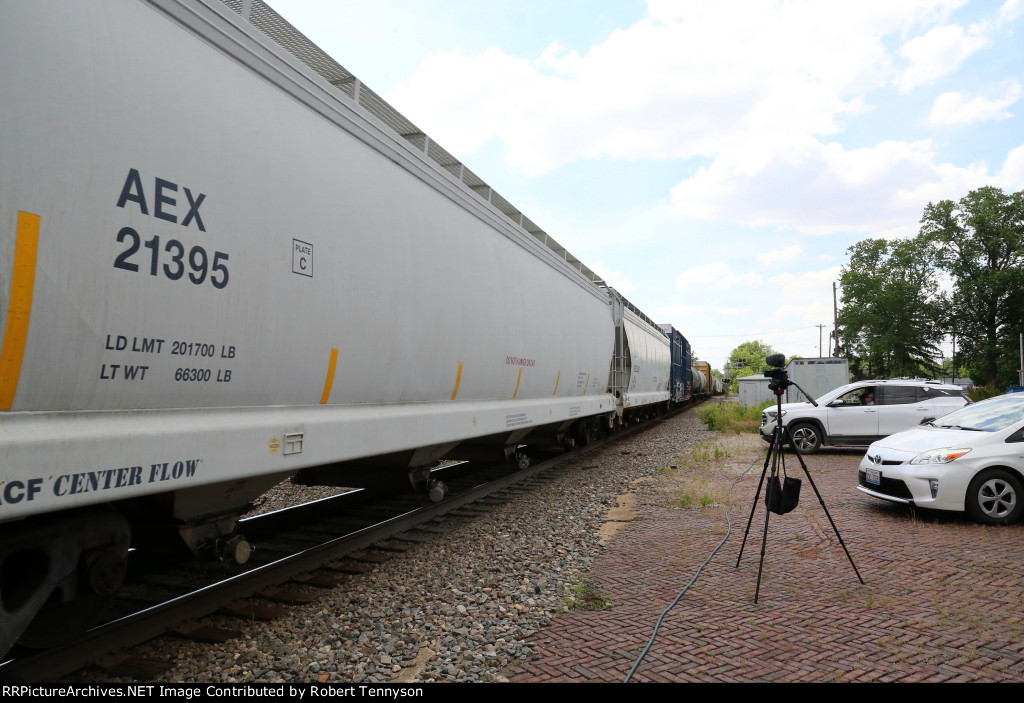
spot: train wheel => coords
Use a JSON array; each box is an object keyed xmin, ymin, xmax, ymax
[
  {"xmin": 16, "ymin": 545, "xmax": 128, "ymax": 650},
  {"xmin": 1, "ymin": 510, "xmax": 130, "ymax": 654},
  {"xmin": 571, "ymin": 419, "xmax": 593, "ymax": 448}
]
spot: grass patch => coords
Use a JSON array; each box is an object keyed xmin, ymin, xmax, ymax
[
  {"xmin": 687, "ymin": 439, "xmax": 731, "ymax": 462},
  {"xmin": 560, "ymin": 578, "xmax": 612, "ymax": 612},
  {"xmin": 671, "ymin": 491, "xmax": 717, "ymax": 508},
  {"xmin": 697, "ymin": 401, "xmax": 772, "ymax": 433},
  {"xmin": 690, "ymin": 445, "xmax": 710, "ymax": 463},
  {"xmin": 687, "ymin": 439, "xmax": 734, "ymax": 464},
  {"xmin": 667, "ymin": 476, "xmax": 724, "ymax": 509}
]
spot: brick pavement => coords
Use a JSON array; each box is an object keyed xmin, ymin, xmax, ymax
[{"xmin": 508, "ymin": 421, "xmax": 1024, "ymax": 683}]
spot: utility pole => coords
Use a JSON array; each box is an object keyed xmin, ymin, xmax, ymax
[
  {"xmin": 952, "ymin": 330, "xmax": 957, "ymax": 385},
  {"xmin": 816, "ymin": 324, "xmax": 826, "ymax": 358},
  {"xmin": 832, "ymin": 281, "xmax": 840, "ymax": 357}
]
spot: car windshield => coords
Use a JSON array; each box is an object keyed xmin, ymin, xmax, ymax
[
  {"xmin": 933, "ymin": 396, "xmax": 1024, "ymax": 432},
  {"xmin": 816, "ymin": 386, "xmax": 854, "ymax": 404}
]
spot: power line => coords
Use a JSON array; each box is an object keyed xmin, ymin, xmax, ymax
[{"xmin": 689, "ymin": 324, "xmax": 833, "ymax": 339}]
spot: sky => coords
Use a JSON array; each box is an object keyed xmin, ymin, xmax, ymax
[{"xmin": 267, "ymin": 0, "xmax": 1024, "ymax": 374}]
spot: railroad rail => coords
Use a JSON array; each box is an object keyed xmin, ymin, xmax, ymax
[{"xmin": 0, "ymin": 405, "xmax": 694, "ymax": 682}]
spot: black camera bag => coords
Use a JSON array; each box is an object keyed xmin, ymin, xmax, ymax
[{"xmin": 765, "ymin": 473, "xmax": 801, "ymax": 515}]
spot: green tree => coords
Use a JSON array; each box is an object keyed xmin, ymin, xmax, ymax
[
  {"xmin": 920, "ymin": 186, "xmax": 1024, "ymax": 386},
  {"xmin": 725, "ymin": 340, "xmax": 779, "ymax": 391},
  {"xmin": 838, "ymin": 237, "xmax": 945, "ymax": 379}
]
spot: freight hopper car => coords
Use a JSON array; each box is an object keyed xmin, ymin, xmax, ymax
[
  {"xmin": 608, "ymin": 295, "xmax": 671, "ymax": 424},
  {"xmin": 0, "ymin": 0, "xmax": 675, "ymax": 654}
]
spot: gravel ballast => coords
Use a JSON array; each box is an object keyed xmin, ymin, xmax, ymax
[{"xmin": 68, "ymin": 409, "xmax": 716, "ymax": 683}]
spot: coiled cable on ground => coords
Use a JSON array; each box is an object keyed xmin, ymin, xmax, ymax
[{"xmin": 623, "ymin": 456, "xmax": 760, "ymax": 683}]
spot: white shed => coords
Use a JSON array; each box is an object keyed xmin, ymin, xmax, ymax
[
  {"xmin": 784, "ymin": 358, "xmax": 850, "ymax": 403},
  {"xmin": 737, "ymin": 374, "xmax": 773, "ymax": 407}
]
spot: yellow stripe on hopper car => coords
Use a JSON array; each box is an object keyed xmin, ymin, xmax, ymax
[
  {"xmin": 0, "ymin": 212, "xmax": 40, "ymax": 410},
  {"xmin": 451, "ymin": 361, "xmax": 463, "ymax": 400},
  {"xmin": 513, "ymin": 367, "xmax": 523, "ymax": 398},
  {"xmin": 553, "ymin": 371, "xmax": 560, "ymax": 396},
  {"xmin": 319, "ymin": 348, "xmax": 339, "ymax": 404}
]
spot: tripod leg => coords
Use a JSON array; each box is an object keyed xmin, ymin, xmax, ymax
[
  {"xmin": 735, "ymin": 440, "xmax": 774, "ymax": 568},
  {"xmin": 754, "ymin": 490, "xmax": 772, "ymax": 603},
  {"xmin": 754, "ymin": 427, "xmax": 786, "ymax": 603},
  {"xmin": 787, "ymin": 433, "xmax": 865, "ymax": 585}
]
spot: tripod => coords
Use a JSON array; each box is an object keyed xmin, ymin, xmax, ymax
[{"xmin": 736, "ymin": 380, "xmax": 864, "ymax": 603}]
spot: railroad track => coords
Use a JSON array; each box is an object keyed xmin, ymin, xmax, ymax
[{"xmin": 0, "ymin": 406, "xmax": 693, "ymax": 682}]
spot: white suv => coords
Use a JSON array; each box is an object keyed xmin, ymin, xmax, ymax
[{"xmin": 760, "ymin": 379, "xmax": 969, "ymax": 454}]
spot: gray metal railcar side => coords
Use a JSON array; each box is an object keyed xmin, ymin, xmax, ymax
[
  {"xmin": 0, "ymin": 0, "xmax": 682, "ymax": 654},
  {"xmin": 609, "ymin": 292, "xmax": 671, "ymax": 421}
]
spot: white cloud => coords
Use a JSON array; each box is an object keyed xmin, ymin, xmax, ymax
[
  {"xmin": 897, "ymin": 23, "xmax": 991, "ymax": 92},
  {"xmin": 929, "ymin": 81, "xmax": 1023, "ymax": 124},
  {"xmin": 674, "ymin": 262, "xmax": 762, "ymax": 292},
  {"xmin": 656, "ymin": 303, "xmax": 754, "ymax": 318},
  {"xmin": 757, "ymin": 246, "xmax": 804, "ymax": 264},
  {"xmin": 385, "ymin": 1, "xmax": 969, "ymax": 176},
  {"xmin": 935, "ymin": 270, "xmax": 956, "ymax": 295},
  {"xmin": 1000, "ymin": 0, "xmax": 1023, "ymax": 22},
  {"xmin": 766, "ymin": 268, "xmax": 842, "ymax": 305},
  {"xmin": 589, "ymin": 261, "xmax": 636, "ymax": 292},
  {"xmin": 753, "ymin": 268, "xmax": 843, "ymax": 356},
  {"xmin": 379, "ymin": 0, "xmax": 1019, "ymax": 236},
  {"xmin": 1001, "ymin": 145, "xmax": 1024, "ymax": 190},
  {"xmin": 536, "ymin": 41, "xmax": 581, "ymax": 74},
  {"xmin": 669, "ymin": 136, "xmax": 993, "ymax": 236}
]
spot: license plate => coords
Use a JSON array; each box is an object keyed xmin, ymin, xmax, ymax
[{"xmin": 865, "ymin": 468, "xmax": 881, "ymax": 485}]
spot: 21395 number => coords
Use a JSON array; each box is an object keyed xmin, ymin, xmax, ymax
[{"xmin": 114, "ymin": 227, "xmax": 229, "ymax": 289}]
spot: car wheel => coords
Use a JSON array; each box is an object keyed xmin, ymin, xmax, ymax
[
  {"xmin": 788, "ymin": 423, "xmax": 821, "ymax": 454},
  {"xmin": 965, "ymin": 469, "xmax": 1024, "ymax": 525}
]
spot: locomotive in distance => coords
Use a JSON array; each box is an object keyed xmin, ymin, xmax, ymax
[{"xmin": 0, "ymin": 0, "xmax": 722, "ymax": 656}]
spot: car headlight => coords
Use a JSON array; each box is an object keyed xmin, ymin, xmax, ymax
[
  {"xmin": 909, "ymin": 447, "xmax": 972, "ymax": 465},
  {"xmin": 765, "ymin": 411, "xmax": 785, "ymax": 420}
]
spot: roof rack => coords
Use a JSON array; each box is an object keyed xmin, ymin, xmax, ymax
[
  {"xmin": 222, "ymin": 0, "xmax": 606, "ymax": 288},
  {"xmin": 606, "ymin": 288, "xmax": 659, "ymax": 330}
]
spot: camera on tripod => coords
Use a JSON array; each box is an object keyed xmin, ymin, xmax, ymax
[
  {"xmin": 738, "ymin": 351, "xmax": 863, "ymax": 602},
  {"xmin": 762, "ymin": 353, "xmax": 789, "ymax": 392}
]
